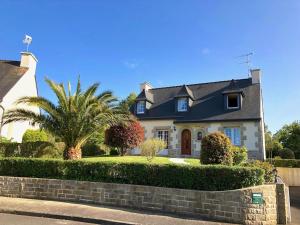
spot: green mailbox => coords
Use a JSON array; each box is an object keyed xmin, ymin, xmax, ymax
[{"xmin": 252, "ymin": 193, "xmax": 263, "ymax": 204}]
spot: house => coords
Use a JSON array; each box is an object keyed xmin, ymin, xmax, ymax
[
  {"xmin": 0, "ymin": 52, "xmax": 39, "ymax": 142},
  {"xmin": 132, "ymin": 69, "xmax": 266, "ymax": 160}
]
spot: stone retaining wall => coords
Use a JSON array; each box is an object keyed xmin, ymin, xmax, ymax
[
  {"xmin": 277, "ymin": 167, "xmax": 300, "ymax": 186},
  {"xmin": 0, "ymin": 176, "xmax": 290, "ymax": 225}
]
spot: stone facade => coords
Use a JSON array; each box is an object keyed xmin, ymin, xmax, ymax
[
  {"xmin": 0, "ymin": 176, "xmax": 290, "ymax": 225},
  {"xmin": 134, "ymin": 120, "xmax": 265, "ymax": 160}
]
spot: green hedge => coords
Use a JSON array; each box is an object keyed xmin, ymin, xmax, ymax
[
  {"xmin": 270, "ymin": 159, "xmax": 300, "ymax": 168},
  {"xmin": 0, "ymin": 158, "xmax": 264, "ymax": 191}
]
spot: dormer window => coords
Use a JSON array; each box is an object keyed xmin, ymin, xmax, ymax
[
  {"xmin": 178, "ymin": 98, "xmax": 188, "ymax": 112},
  {"xmin": 137, "ymin": 101, "xmax": 145, "ymax": 114},
  {"xmin": 227, "ymin": 94, "xmax": 239, "ymax": 109}
]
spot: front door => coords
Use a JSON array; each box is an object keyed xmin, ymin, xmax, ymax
[{"xmin": 181, "ymin": 129, "xmax": 191, "ymax": 155}]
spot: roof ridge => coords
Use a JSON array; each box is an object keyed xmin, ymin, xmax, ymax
[{"xmin": 150, "ymin": 78, "xmax": 251, "ymax": 91}]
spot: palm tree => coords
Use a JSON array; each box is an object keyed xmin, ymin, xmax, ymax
[{"xmin": 3, "ymin": 78, "xmax": 130, "ymax": 160}]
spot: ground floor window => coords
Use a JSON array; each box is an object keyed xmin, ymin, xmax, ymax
[
  {"xmin": 157, "ymin": 130, "xmax": 169, "ymax": 149},
  {"xmin": 224, "ymin": 127, "xmax": 241, "ymax": 146}
]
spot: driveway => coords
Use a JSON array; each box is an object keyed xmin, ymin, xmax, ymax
[{"xmin": 289, "ymin": 187, "xmax": 300, "ymax": 225}]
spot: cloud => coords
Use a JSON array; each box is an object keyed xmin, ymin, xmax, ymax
[
  {"xmin": 201, "ymin": 48, "xmax": 210, "ymax": 55},
  {"xmin": 122, "ymin": 59, "xmax": 139, "ymax": 69}
]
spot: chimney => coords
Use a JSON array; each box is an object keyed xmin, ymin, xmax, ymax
[
  {"xmin": 140, "ymin": 82, "xmax": 153, "ymax": 92},
  {"xmin": 20, "ymin": 52, "xmax": 38, "ymax": 73},
  {"xmin": 250, "ymin": 69, "xmax": 261, "ymax": 84}
]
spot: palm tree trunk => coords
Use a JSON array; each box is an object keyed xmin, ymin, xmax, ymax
[{"xmin": 64, "ymin": 147, "xmax": 82, "ymax": 160}]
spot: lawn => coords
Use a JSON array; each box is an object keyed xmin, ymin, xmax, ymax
[{"xmin": 82, "ymin": 156, "xmax": 200, "ymax": 166}]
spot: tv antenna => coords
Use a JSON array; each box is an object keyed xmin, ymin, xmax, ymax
[
  {"xmin": 23, "ymin": 34, "xmax": 32, "ymax": 52},
  {"xmin": 236, "ymin": 52, "xmax": 253, "ymax": 76}
]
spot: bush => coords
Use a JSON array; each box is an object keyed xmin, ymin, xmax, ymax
[
  {"xmin": 279, "ymin": 148, "xmax": 295, "ymax": 159},
  {"xmin": 0, "ymin": 137, "xmax": 12, "ymax": 143},
  {"xmin": 200, "ymin": 132, "xmax": 232, "ymax": 165},
  {"xmin": 109, "ymin": 148, "xmax": 119, "ymax": 156},
  {"xmin": 242, "ymin": 160, "xmax": 274, "ymax": 183},
  {"xmin": 270, "ymin": 159, "xmax": 300, "ymax": 168},
  {"xmin": 0, "ymin": 157, "xmax": 264, "ymax": 191},
  {"xmin": 140, "ymin": 138, "xmax": 166, "ymax": 161},
  {"xmin": 22, "ymin": 129, "xmax": 48, "ymax": 143},
  {"xmin": 82, "ymin": 143, "xmax": 105, "ymax": 157},
  {"xmin": 231, "ymin": 146, "xmax": 248, "ymax": 165}
]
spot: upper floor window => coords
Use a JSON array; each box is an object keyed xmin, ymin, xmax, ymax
[
  {"xmin": 137, "ymin": 101, "xmax": 145, "ymax": 114},
  {"xmin": 227, "ymin": 94, "xmax": 239, "ymax": 109},
  {"xmin": 224, "ymin": 127, "xmax": 241, "ymax": 146},
  {"xmin": 157, "ymin": 130, "xmax": 169, "ymax": 149},
  {"xmin": 178, "ymin": 98, "xmax": 188, "ymax": 112}
]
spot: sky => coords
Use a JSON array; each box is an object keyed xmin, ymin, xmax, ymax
[{"xmin": 0, "ymin": 0, "xmax": 300, "ymax": 133}]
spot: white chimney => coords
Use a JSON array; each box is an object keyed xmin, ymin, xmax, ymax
[
  {"xmin": 20, "ymin": 52, "xmax": 38, "ymax": 73},
  {"xmin": 140, "ymin": 82, "xmax": 153, "ymax": 92},
  {"xmin": 250, "ymin": 69, "xmax": 261, "ymax": 84}
]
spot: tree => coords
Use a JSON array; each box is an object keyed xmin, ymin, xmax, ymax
[
  {"xmin": 275, "ymin": 121, "xmax": 300, "ymax": 159},
  {"xmin": 264, "ymin": 125, "xmax": 283, "ymax": 158},
  {"xmin": 119, "ymin": 93, "xmax": 137, "ymax": 112},
  {"xmin": 105, "ymin": 120, "xmax": 144, "ymax": 155},
  {"xmin": 22, "ymin": 129, "xmax": 48, "ymax": 143},
  {"xmin": 3, "ymin": 78, "xmax": 129, "ymax": 160},
  {"xmin": 140, "ymin": 138, "xmax": 166, "ymax": 161}
]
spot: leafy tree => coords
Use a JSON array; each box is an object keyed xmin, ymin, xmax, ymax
[
  {"xmin": 105, "ymin": 120, "xmax": 144, "ymax": 155},
  {"xmin": 275, "ymin": 121, "xmax": 300, "ymax": 159},
  {"xmin": 265, "ymin": 124, "xmax": 283, "ymax": 158},
  {"xmin": 3, "ymin": 78, "xmax": 128, "ymax": 160},
  {"xmin": 119, "ymin": 93, "xmax": 137, "ymax": 112},
  {"xmin": 140, "ymin": 138, "xmax": 166, "ymax": 161},
  {"xmin": 22, "ymin": 129, "xmax": 48, "ymax": 143}
]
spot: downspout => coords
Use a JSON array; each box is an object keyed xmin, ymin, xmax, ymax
[{"xmin": 0, "ymin": 103, "xmax": 4, "ymax": 137}]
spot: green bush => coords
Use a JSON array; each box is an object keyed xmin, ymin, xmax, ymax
[
  {"xmin": 0, "ymin": 158, "xmax": 264, "ymax": 191},
  {"xmin": 22, "ymin": 129, "xmax": 48, "ymax": 143},
  {"xmin": 109, "ymin": 148, "xmax": 119, "ymax": 156},
  {"xmin": 200, "ymin": 132, "xmax": 232, "ymax": 165},
  {"xmin": 0, "ymin": 142, "xmax": 64, "ymax": 158},
  {"xmin": 231, "ymin": 146, "xmax": 248, "ymax": 165},
  {"xmin": 82, "ymin": 143, "xmax": 105, "ymax": 157},
  {"xmin": 279, "ymin": 148, "xmax": 295, "ymax": 159},
  {"xmin": 243, "ymin": 160, "xmax": 274, "ymax": 183},
  {"xmin": 0, "ymin": 137, "xmax": 12, "ymax": 143},
  {"xmin": 270, "ymin": 159, "xmax": 300, "ymax": 168}
]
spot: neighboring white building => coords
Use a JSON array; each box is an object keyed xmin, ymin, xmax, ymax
[{"xmin": 0, "ymin": 52, "xmax": 39, "ymax": 142}]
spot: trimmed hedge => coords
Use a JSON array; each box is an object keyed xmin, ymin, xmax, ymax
[
  {"xmin": 270, "ymin": 159, "xmax": 300, "ymax": 168},
  {"xmin": 0, "ymin": 158, "xmax": 264, "ymax": 191}
]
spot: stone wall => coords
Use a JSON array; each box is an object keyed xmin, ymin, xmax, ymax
[
  {"xmin": 0, "ymin": 176, "xmax": 290, "ymax": 225},
  {"xmin": 277, "ymin": 167, "xmax": 300, "ymax": 186}
]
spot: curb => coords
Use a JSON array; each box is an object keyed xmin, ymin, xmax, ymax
[{"xmin": 0, "ymin": 209, "xmax": 139, "ymax": 225}]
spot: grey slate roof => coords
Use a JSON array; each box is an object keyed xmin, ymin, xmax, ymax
[
  {"xmin": 134, "ymin": 78, "xmax": 262, "ymax": 123},
  {"xmin": 0, "ymin": 60, "xmax": 28, "ymax": 101}
]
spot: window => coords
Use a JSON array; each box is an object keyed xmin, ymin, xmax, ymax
[
  {"xmin": 137, "ymin": 101, "xmax": 145, "ymax": 114},
  {"xmin": 224, "ymin": 127, "xmax": 241, "ymax": 146},
  {"xmin": 197, "ymin": 131, "xmax": 203, "ymax": 141},
  {"xmin": 178, "ymin": 98, "xmax": 188, "ymax": 112},
  {"xmin": 227, "ymin": 94, "xmax": 239, "ymax": 109},
  {"xmin": 157, "ymin": 130, "xmax": 169, "ymax": 149}
]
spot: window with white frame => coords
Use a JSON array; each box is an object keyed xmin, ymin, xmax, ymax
[
  {"xmin": 177, "ymin": 98, "xmax": 188, "ymax": 112},
  {"xmin": 136, "ymin": 101, "xmax": 145, "ymax": 114},
  {"xmin": 157, "ymin": 130, "xmax": 169, "ymax": 149},
  {"xmin": 227, "ymin": 94, "xmax": 239, "ymax": 109},
  {"xmin": 224, "ymin": 127, "xmax": 241, "ymax": 146}
]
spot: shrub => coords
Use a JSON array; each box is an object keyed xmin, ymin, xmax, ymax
[
  {"xmin": 231, "ymin": 146, "xmax": 248, "ymax": 165},
  {"xmin": 270, "ymin": 159, "xmax": 300, "ymax": 168},
  {"xmin": 0, "ymin": 158, "xmax": 264, "ymax": 191},
  {"xmin": 242, "ymin": 160, "xmax": 274, "ymax": 183},
  {"xmin": 22, "ymin": 129, "xmax": 48, "ymax": 143},
  {"xmin": 279, "ymin": 148, "xmax": 295, "ymax": 159},
  {"xmin": 105, "ymin": 121, "xmax": 144, "ymax": 155},
  {"xmin": 140, "ymin": 138, "xmax": 166, "ymax": 161},
  {"xmin": 0, "ymin": 137, "xmax": 12, "ymax": 143},
  {"xmin": 200, "ymin": 132, "xmax": 232, "ymax": 165},
  {"xmin": 82, "ymin": 143, "xmax": 105, "ymax": 157},
  {"xmin": 109, "ymin": 148, "xmax": 119, "ymax": 156}
]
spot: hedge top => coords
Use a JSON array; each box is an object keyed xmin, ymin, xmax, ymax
[{"xmin": 271, "ymin": 159, "xmax": 300, "ymax": 168}]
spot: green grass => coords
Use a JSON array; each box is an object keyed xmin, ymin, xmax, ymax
[
  {"xmin": 184, "ymin": 158, "xmax": 200, "ymax": 166},
  {"xmin": 82, "ymin": 156, "xmax": 200, "ymax": 166}
]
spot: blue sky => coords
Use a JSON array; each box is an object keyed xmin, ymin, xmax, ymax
[{"xmin": 1, "ymin": 0, "xmax": 300, "ymax": 133}]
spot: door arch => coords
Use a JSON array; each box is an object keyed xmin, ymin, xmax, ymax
[{"xmin": 181, "ymin": 129, "xmax": 191, "ymax": 155}]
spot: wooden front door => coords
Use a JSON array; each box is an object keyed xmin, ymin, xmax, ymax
[{"xmin": 181, "ymin": 129, "xmax": 191, "ymax": 155}]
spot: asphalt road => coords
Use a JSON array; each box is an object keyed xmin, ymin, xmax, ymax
[
  {"xmin": 289, "ymin": 187, "xmax": 300, "ymax": 225},
  {"xmin": 0, "ymin": 213, "xmax": 98, "ymax": 225}
]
